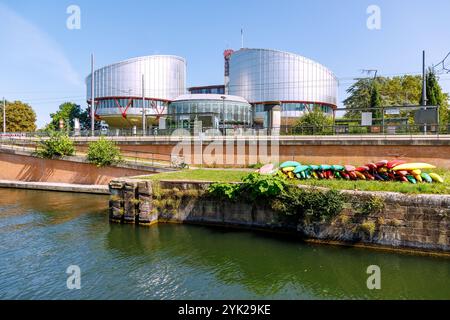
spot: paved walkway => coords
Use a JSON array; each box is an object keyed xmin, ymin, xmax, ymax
[{"xmin": 0, "ymin": 180, "xmax": 109, "ymax": 194}]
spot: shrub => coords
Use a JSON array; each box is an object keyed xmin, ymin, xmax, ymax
[
  {"xmin": 207, "ymin": 183, "xmax": 240, "ymax": 200},
  {"xmin": 293, "ymin": 109, "xmax": 334, "ymax": 135},
  {"xmin": 87, "ymin": 137, "xmax": 122, "ymax": 167},
  {"xmin": 240, "ymin": 173, "xmax": 287, "ymax": 200},
  {"xmin": 37, "ymin": 131, "xmax": 75, "ymax": 158},
  {"xmin": 354, "ymin": 196, "xmax": 385, "ymax": 216},
  {"xmin": 359, "ymin": 220, "xmax": 376, "ymax": 237}
]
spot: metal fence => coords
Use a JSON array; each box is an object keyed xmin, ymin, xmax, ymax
[
  {"xmin": 0, "ymin": 136, "xmax": 184, "ymax": 169},
  {"xmin": 1, "ymin": 124, "xmax": 450, "ymax": 139}
]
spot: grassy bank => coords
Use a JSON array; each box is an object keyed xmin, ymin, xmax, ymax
[
  {"xmin": 141, "ymin": 169, "xmax": 251, "ymax": 183},
  {"xmin": 140, "ymin": 169, "xmax": 450, "ymax": 194}
]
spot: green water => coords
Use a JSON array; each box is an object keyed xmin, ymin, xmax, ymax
[{"xmin": 0, "ymin": 188, "xmax": 449, "ymax": 300}]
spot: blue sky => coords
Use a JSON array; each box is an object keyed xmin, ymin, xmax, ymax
[{"xmin": 1, "ymin": 0, "xmax": 450, "ymax": 128}]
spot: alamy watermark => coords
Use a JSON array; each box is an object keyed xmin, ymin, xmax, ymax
[
  {"xmin": 66, "ymin": 5, "xmax": 81, "ymax": 30},
  {"xmin": 170, "ymin": 123, "xmax": 280, "ymax": 166},
  {"xmin": 367, "ymin": 5, "xmax": 381, "ymax": 30},
  {"xmin": 366, "ymin": 265, "xmax": 381, "ymax": 290},
  {"xmin": 66, "ymin": 265, "xmax": 81, "ymax": 290}
]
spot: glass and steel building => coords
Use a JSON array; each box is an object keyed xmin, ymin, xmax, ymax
[
  {"xmin": 168, "ymin": 94, "xmax": 252, "ymax": 129},
  {"xmin": 188, "ymin": 85, "xmax": 225, "ymax": 95},
  {"xmin": 86, "ymin": 55, "xmax": 186, "ymax": 129},
  {"xmin": 228, "ymin": 48, "xmax": 338, "ymax": 127}
]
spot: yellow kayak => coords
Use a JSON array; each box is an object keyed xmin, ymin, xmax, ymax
[
  {"xmin": 429, "ymin": 173, "xmax": 444, "ymax": 183},
  {"xmin": 282, "ymin": 166, "xmax": 296, "ymax": 173},
  {"xmin": 392, "ymin": 163, "xmax": 436, "ymax": 171}
]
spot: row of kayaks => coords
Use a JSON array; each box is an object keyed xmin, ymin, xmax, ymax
[{"xmin": 257, "ymin": 160, "xmax": 444, "ymax": 184}]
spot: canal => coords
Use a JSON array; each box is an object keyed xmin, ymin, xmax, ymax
[{"xmin": 0, "ymin": 188, "xmax": 449, "ymax": 300}]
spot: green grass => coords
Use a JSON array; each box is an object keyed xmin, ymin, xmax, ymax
[
  {"xmin": 296, "ymin": 168, "xmax": 450, "ymax": 195},
  {"xmin": 141, "ymin": 169, "xmax": 251, "ymax": 183},
  {"xmin": 139, "ymin": 168, "xmax": 450, "ymax": 195}
]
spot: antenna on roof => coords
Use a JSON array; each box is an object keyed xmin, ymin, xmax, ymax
[{"xmin": 241, "ymin": 28, "xmax": 244, "ymax": 49}]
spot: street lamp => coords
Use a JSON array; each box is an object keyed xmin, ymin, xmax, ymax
[{"xmin": 220, "ymin": 95, "xmax": 226, "ymax": 133}]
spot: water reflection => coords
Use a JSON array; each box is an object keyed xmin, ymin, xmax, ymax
[
  {"xmin": 106, "ymin": 224, "xmax": 450, "ymax": 299},
  {"xmin": 1, "ymin": 188, "xmax": 449, "ymax": 300}
]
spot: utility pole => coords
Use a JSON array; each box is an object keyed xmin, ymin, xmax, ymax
[
  {"xmin": 142, "ymin": 74, "xmax": 146, "ymax": 136},
  {"xmin": 422, "ymin": 50, "xmax": 427, "ymax": 106},
  {"xmin": 422, "ymin": 51, "xmax": 427, "ymax": 134},
  {"xmin": 91, "ymin": 53, "xmax": 95, "ymax": 136},
  {"xmin": 2, "ymin": 98, "xmax": 6, "ymax": 133}
]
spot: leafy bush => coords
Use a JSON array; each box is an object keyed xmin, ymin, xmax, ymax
[
  {"xmin": 272, "ymin": 186, "xmax": 345, "ymax": 222},
  {"xmin": 37, "ymin": 131, "xmax": 75, "ymax": 158},
  {"xmin": 240, "ymin": 173, "xmax": 287, "ymax": 200},
  {"xmin": 293, "ymin": 109, "xmax": 334, "ymax": 135},
  {"xmin": 207, "ymin": 183, "xmax": 240, "ymax": 200},
  {"xmin": 87, "ymin": 137, "xmax": 122, "ymax": 167}
]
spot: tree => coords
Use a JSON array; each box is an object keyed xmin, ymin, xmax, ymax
[
  {"xmin": 47, "ymin": 102, "xmax": 88, "ymax": 131},
  {"xmin": 293, "ymin": 108, "xmax": 333, "ymax": 134},
  {"xmin": 370, "ymin": 81, "xmax": 383, "ymax": 120},
  {"xmin": 344, "ymin": 75, "xmax": 423, "ymax": 119},
  {"xmin": 426, "ymin": 68, "xmax": 449, "ymax": 126},
  {"xmin": 0, "ymin": 100, "xmax": 37, "ymax": 132},
  {"xmin": 47, "ymin": 102, "xmax": 99, "ymax": 131}
]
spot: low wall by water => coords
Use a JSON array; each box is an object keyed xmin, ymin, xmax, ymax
[
  {"xmin": 109, "ymin": 179, "xmax": 450, "ymax": 254},
  {"xmin": 0, "ymin": 149, "xmax": 154, "ymax": 185}
]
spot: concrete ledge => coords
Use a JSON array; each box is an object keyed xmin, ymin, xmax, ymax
[
  {"xmin": 0, "ymin": 180, "xmax": 109, "ymax": 194},
  {"xmin": 0, "ymin": 145, "xmax": 175, "ymax": 173}
]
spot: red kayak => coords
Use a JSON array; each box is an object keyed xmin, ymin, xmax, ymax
[
  {"xmin": 364, "ymin": 172, "xmax": 375, "ymax": 180},
  {"xmin": 356, "ymin": 166, "xmax": 370, "ymax": 172},
  {"xmin": 387, "ymin": 160, "xmax": 406, "ymax": 169},
  {"xmin": 375, "ymin": 160, "xmax": 388, "ymax": 168},
  {"xmin": 341, "ymin": 172, "xmax": 350, "ymax": 180},
  {"xmin": 366, "ymin": 163, "xmax": 377, "ymax": 170}
]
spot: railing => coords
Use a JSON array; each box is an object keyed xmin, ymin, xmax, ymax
[{"xmin": 1, "ymin": 124, "xmax": 449, "ymax": 139}]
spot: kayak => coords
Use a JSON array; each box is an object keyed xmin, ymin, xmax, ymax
[
  {"xmin": 392, "ymin": 163, "xmax": 436, "ymax": 171},
  {"xmin": 293, "ymin": 165, "xmax": 310, "ymax": 173},
  {"xmin": 387, "ymin": 160, "xmax": 406, "ymax": 169},
  {"xmin": 258, "ymin": 164, "xmax": 274, "ymax": 174},
  {"xmin": 345, "ymin": 165, "xmax": 356, "ymax": 172},
  {"xmin": 429, "ymin": 173, "xmax": 444, "ymax": 183},
  {"xmin": 280, "ymin": 161, "xmax": 301, "ymax": 168},
  {"xmin": 421, "ymin": 173, "xmax": 433, "ymax": 183},
  {"xmin": 376, "ymin": 160, "xmax": 388, "ymax": 168}
]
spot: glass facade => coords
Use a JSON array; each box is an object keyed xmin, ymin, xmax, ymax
[
  {"xmin": 168, "ymin": 95, "xmax": 252, "ymax": 128},
  {"xmin": 85, "ymin": 55, "xmax": 186, "ymax": 128},
  {"xmin": 228, "ymin": 48, "xmax": 337, "ymax": 112},
  {"xmin": 189, "ymin": 85, "xmax": 225, "ymax": 95}
]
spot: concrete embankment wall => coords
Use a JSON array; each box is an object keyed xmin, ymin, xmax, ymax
[
  {"xmin": 80, "ymin": 138, "xmax": 450, "ymax": 169},
  {"xmin": 0, "ymin": 150, "xmax": 153, "ymax": 185},
  {"xmin": 109, "ymin": 179, "xmax": 450, "ymax": 254}
]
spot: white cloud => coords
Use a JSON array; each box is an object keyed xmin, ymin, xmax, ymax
[{"xmin": 0, "ymin": 3, "xmax": 82, "ymax": 87}]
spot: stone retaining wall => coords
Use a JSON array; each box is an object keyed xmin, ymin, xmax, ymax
[{"xmin": 109, "ymin": 179, "xmax": 450, "ymax": 253}]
